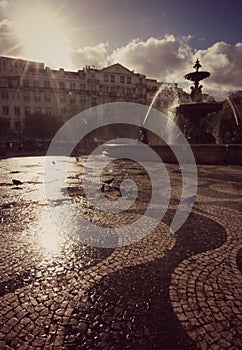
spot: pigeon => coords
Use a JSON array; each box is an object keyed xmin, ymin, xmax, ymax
[
  {"xmin": 12, "ymin": 179, "xmax": 23, "ymax": 187},
  {"xmin": 100, "ymin": 177, "xmax": 115, "ymax": 192},
  {"xmin": 102, "ymin": 177, "xmax": 114, "ymax": 186}
]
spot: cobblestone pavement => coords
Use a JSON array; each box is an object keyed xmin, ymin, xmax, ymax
[{"xmin": 0, "ymin": 156, "xmax": 241, "ymax": 349}]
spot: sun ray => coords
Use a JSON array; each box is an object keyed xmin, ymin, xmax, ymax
[
  {"xmin": 11, "ymin": 1, "xmax": 73, "ymax": 69},
  {"xmin": 3, "ymin": 42, "xmax": 23, "ymax": 55}
]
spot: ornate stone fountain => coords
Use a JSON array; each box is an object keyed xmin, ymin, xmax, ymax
[
  {"xmin": 103, "ymin": 60, "xmax": 241, "ymax": 164},
  {"xmin": 176, "ymin": 59, "xmax": 223, "ymax": 143}
]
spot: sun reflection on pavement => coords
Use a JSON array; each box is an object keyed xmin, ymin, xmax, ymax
[{"xmin": 34, "ymin": 209, "xmax": 66, "ymax": 261}]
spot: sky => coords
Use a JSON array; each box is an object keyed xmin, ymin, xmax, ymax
[{"xmin": 0, "ymin": 0, "xmax": 242, "ymax": 98}]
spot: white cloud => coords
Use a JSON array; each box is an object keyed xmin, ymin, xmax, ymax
[
  {"xmin": 110, "ymin": 35, "xmax": 193, "ymax": 81},
  {"xmin": 108, "ymin": 36, "xmax": 242, "ymax": 99},
  {"xmin": 195, "ymin": 42, "xmax": 242, "ymax": 92},
  {"xmin": 71, "ymin": 43, "xmax": 109, "ymax": 69}
]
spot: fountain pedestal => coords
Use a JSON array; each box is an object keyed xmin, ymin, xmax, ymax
[{"xmin": 176, "ymin": 102, "xmax": 223, "ymax": 143}]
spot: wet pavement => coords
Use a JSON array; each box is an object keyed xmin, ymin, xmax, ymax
[{"xmin": 0, "ymin": 156, "xmax": 241, "ymax": 349}]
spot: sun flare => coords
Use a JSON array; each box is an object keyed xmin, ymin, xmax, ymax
[{"xmin": 12, "ymin": 3, "xmax": 73, "ymax": 68}]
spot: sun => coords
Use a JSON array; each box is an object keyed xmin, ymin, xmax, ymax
[{"xmin": 12, "ymin": 3, "xmax": 73, "ymax": 68}]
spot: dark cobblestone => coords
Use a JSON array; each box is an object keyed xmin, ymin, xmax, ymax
[{"xmin": 0, "ymin": 157, "xmax": 241, "ymax": 349}]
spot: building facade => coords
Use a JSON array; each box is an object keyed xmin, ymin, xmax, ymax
[{"xmin": 0, "ymin": 56, "xmax": 178, "ymax": 136}]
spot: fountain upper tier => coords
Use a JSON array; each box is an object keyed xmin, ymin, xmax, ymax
[
  {"xmin": 185, "ymin": 71, "xmax": 210, "ymax": 83},
  {"xmin": 178, "ymin": 59, "xmax": 222, "ymax": 114}
]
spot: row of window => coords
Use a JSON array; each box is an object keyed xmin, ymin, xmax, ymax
[
  {"xmin": 21, "ymin": 80, "xmax": 88, "ymax": 90},
  {"xmin": 2, "ymin": 106, "xmax": 51, "ymax": 116},
  {"xmin": 1, "ymin": 85, "xmax": 145, "ymax": 102},
  {"xmin": 2, "ymin": 98, "xmax": 163, "ymax": 117},
  {"xmin": 103, "ymin": 74, "xmax": 140, "ymax": 84},
  {"xmin": 0, "ymin": 61, "xmax": 23, "ymax": 68},
  {"xmin": 20, "ymin": 75, "xmax": 143, "ymax": 88},
  {"xmin": 1, "ymin": 93, "xmax": 52, "ymax": 101}
]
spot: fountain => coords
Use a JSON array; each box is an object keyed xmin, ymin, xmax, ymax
[
  {"xmin": 176, "ymin": 59, "xmax": 223, "ymax": 144},
  {"xmin": 102, "ymin": 59, "xmax": 241, "ymax": 165}
]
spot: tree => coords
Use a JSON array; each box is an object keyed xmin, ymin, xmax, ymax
[{"xmin": 24, "ymin": 113, "xmax": 63, "ymax": 140}]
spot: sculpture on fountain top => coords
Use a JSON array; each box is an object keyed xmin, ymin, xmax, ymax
[{"xmin": 185, "ymin": 59, "xmax": 210, "ymax": 102}]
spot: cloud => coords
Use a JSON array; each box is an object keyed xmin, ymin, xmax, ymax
[
  {"xmin": 71, "ymin": 43, "xmax": 109, "ymax": 69},
  {"xmin": 195, "ymin": 42, "xmax": 242, "ymax": 91},
  {"xmin": 108, "ymin": 36, "xmax": 242, "ymax": 99},
  {"xmin": 110, "ymin": 35, "xmax": 193, "ymax": 81}
]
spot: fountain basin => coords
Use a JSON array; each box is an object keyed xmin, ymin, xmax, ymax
[
  {"xmin": 176, "ymin": 102, "xmax": 223, "ymax": 120},
  {"xmin": 102, "ymin": 143, "xmax": 242, "ymax": 165}
]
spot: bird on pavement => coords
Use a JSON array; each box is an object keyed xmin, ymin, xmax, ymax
[
  {"xmin": 102, "ymin": 177, "xmax": 114, "ymax": 185},
  {"xmin": 101, "ymin": 177, "xmax": 115, "ymax": 192},
  {"xmin": 12, "ymin": 179, "xmax": 23, "ymax": 187}
]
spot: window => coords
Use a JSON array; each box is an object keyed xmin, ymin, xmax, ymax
[
  {"xmin": 46, "ymin": 108, "xmax": 51, "ymax": 116},
  {"xmin": 127, "ymin": 87, "xmax": 131, "ymax": 95},
  {"xmin": 44, "ymin": 80, "xmax": 50, "ymax": 88},
  {"xmin": 120, "ymin": 76, "xmax": 125, "ymax": 83},
  {"xmin": 1, "ymin": 93, "xmax": 9, "ymax": 100},
  {"xmin": 8, "ymin": 80, "xmax": 17, "ymax": 88},
  {"xmin": 127, "ymin": 76, "xmax": 131, "ymax": 84},
  {"xmin": 70, "ymin": 82, "xmax": 76, "ymax": 90},
  {"xmin": 59, "ymin": 82, "xmax": 65, "ymax": 89},
  {"xmin": 24, "ymin": 107, "xmax": 30, "ymax": 116},
  {"xmin": 92, "ymin": 97, "xmax": 97, "ymax": 106},
  {"xmin": 104, "ymin": 74, "xmax": 108, "ymax": 82},
  {"xmin": 14, "ymin": 107, "xmax": 20, "ymax": 116},
  {"xmin": 3, "ymin": 106, "xmax": 9, "ymax": 115},
  {"xmin": 35, "ymin": 95, "xmax": 41, "ymax": 102},
  {"xmin": 23, "ymin": 79, "xmax": 29, "ymax": 87},
  {"xmin": 120, "ymin": 87, "xmax": 125, "ymax": 95},
  {"xmin": 35, "ymin": 108, "xmax": 41, "ymax": 114},
  {"xmin": 138, "ymin": 88, "xmax": 143, "ymax": 97},
  {"xmin": 70, "ymin": 97, "xmax": 76, "ymax": 104},
  {"xmin": 24, "ymin": 95, "xmax": 30, "ymax": 101},
  {"xmin": 90, "ymin": 85, "xmax": 96, "ymax": 91},
  {"xmin": 15, "ymin": 121, "xmax": 21, "ymax": 130},
  {"xmin": 33, "ymin": 80, "xmax": 39, "ymax": 88},
  {"xmin": 80, "ymin": 97, "xmax": 86, "ymax": 104},
  {"xmin": 80, "ymin": 83, "xmax": 86, "ymax": 91},
  {"xmin": 103, "ymin": 86, "xmax": 108, "ymax": 93},
  {"xmin": 139, "ymin": 77, "xmax": 143, "ymax": 84},
  {"xmin": 91, "ymin": 73, "xmax": 95, "ymax": 79},
  {"xmin": 45, "ymin": 95, "xmax": 51, "ymax": 103},
  {"xmin": 110, "ymin": 75, "xmax": 115, "ymax": 83},
  {"xmin": 60, "ymin": 96, "xmax": 66, "ymax": 103}
]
